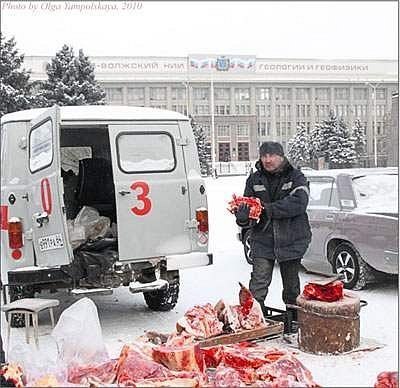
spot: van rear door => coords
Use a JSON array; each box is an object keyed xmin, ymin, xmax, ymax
[
  {"xmin": 108, "ymin": 123, "xmax": 191, "ymax": 261},
  {"xmin": 28, "ymin": 106, "xmax": 73, "ymax": 266}
]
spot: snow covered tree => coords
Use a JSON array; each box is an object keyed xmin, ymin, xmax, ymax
[
  {"xmin": 40, "ymin": 44, "xmax": 105, "ymax": 106},
  {"xmin": 310, "ymin": 111, "xmax": 356, "ymax": 168},
  {"xmin": 190, "ymin": 116, "xmax": 212, "ymax": 175},
  {"xmin": 287, "ymin": 124, "xmax": 311, "ymax": 167},
  {"xmin": 0, "ymin": 34, "xmax": 40, "ymax": 116},
  {"xmin": 350, "ymin": 119, "xmax": 367, "ymax": 165}
]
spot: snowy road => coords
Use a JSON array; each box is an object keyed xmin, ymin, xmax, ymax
[{"xmin": 3, "ymin": 176, "xmax": 398, "ymax": 387}]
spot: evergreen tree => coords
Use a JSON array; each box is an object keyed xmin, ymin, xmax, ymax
[
  {"xmin": 310, "ymin": 111, "xmax": 356, "ymax": 168},
  {"xmin": 40, "ymin": 44, "xmax": 105, "ymax": 106},
  {"xmin": 0, "ymin": 34, "xmax": 40, "ymax": 116},
  {"xmin": 287, "ymin": 124, "xmax": 311, "ymax": 167},
  {"xmin": 190, "ymin": 116, "xmax": 212, "ymax": 175},
  {"xmin": 350, "ymin": 119, "xmax": 367, "ymax": 164}
]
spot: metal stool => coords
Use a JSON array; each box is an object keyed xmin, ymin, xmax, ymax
[{"xmin": 1, "ymin": 298, "xmax": 59, "ymax": 351}]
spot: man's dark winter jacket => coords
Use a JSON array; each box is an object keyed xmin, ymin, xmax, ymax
[{"xmin": 238, "ymin": 159, "xmax": 312, "ymax": 262}]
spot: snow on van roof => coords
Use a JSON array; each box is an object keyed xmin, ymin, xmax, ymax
[
  {"xmin": 1, "ymin": 105, "xmax": 189, "ymax": 124},
  {"xmin": 304, "ymin": 167, "xmax": 398, "ymax": 178}
]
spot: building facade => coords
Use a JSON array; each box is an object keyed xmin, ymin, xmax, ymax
[{"xmin": 24, "ymin": 55, "xmax": 398, "ymax": 165}]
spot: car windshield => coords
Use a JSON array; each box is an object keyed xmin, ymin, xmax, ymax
[{"xmin": 352, "ymin": 174, "xmax": 398, "ymax": 214}]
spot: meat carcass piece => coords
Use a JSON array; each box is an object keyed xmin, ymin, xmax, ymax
[
  {"xmin": 67, "ymin": 359, "xmax": 117, "ymax": 385},
  {"xmin": 201, "ymin": 346, "xmax": 224, "ymax": 368},
  {"xmin": 374, "ymin": 372, "xmax": 398, "ymax": 388},
  {"xmin": 135, "ymin": 377, "xmax": 200, "ymax": 387},
  {"xmin": 152, "ymin": 342, "xmax": 205, "ymax": 373},
  {"xmin": 176, "ymin": 303, "xmax": 224, "ymax": 339},
  {"xmin": 115, "ymin": 345, "xmax": 174, "ymax": 386},
  {"xmin": 212, "ymin": 365, "xmax": 246, "ymax": 387},
  {"xmin": 256, "ymin": 354, "xmax": 319, "ymax": 387},
  {"xmin": 238, "ymin": 282, "xmax": 266, "ymax": 330}
]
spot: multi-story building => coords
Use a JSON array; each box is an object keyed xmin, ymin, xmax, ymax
[{"xmin": 24, "ymin": 55, "xmax": 398, "ymax": 165}]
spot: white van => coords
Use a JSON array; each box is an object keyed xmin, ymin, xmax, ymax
[{"xmin": 1, "ymin": 105, "xmax": 211, "ymax": 325}]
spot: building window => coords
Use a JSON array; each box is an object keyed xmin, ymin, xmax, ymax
[
  {"xmin": 335, "ymin": 88, "xmax": 349, "ymax": 100},
  {"xmin": 235, "ymin": 88, "xmax": 250, "ymax": 101},
  {"xmin": 195, "ymin": 105, "xmax": 209, "ymax": 115},
  {"xmin": 296, "ymin": 104, "xmax": 311, "ymax": 118},
  {"xmin": 235, "ymin": 104, "xmax": 250, "ymax": 115},
  {"xmin": 376, "ymin": 122, "xmax": 384, "ymax": 135},
  {"xmin": 354, "ymin": 104, "xmax": 367, "ymax": 118},
  {"xmin": 150, "ymin": 87, "xmax": 167, "ymax": 101},
  {"xmin": 218, "ymin": 143, "xmax": 230, "ymax": 162},
  {"xmin": 171, "ymin": 87, "xmax": 186, "ymax": 100},
  {"xmin": 276, "ymin": 88, "xmax": 291, "ymax": 100},
  {"xmin": 127, "ymin": 87, "xmax": 144, "ymax": 104},
  {"xmin": 201, "ymin": 124, "xmax": 211, "ymax": 137},
  {"xmin": 193, "ymin": 88, "xmax": 209, "ymax": 100},
  {"xmin": 238, "ymin": 142, "xmax": 249, "ymax": 161},
  {"xmin": 214, "ymin": 88, "xmax": 230, "ymax": 100},
  {"xmin": 105, "ymin": 87, "xmax": 123, "ymax": 105},
  {"xmin": 258, "ymin": 122, "xmax": 266, "ymax": 137},
  {"xmin": 354, "ymin": 88, "xmax": 368, "ymax": 100},
  {"xmin": 194, "ymin": 104, "xmax": 210, "ymax": 115},
  {"xmin": 335, "ymin": 105, "xmax": 349, "ymax": 117},
  {"xmin": 217, "ymin": 125, "xmax": 230, "ymax": 137},
  {"xmin": 171, "ymin": 104, "xmax": 187, "ymax": 115},
  {"xmin": 151, "ymin": 104, "xmax": 167, "ymax": 110},
  {"xmin": 316, "ymin": 104, "xmax": 330, "ymax": 118},
  {"xmin": 376, "ymin": 88, "xmax": 386, "ymax": 100},
  {"xmin": 256, "ymin": 104, "xmax": 271, "ymax": 117},
  {"xmin": 237, "ymin": 124, "xmax": 249, "ymax": 136},
  {"xmin": 296, "ymin": 88, "xmax": 310, "ymax": 100},
  {"xmin": 256, "ymin": 88, "xmax": 270, "ymax": 100},
  {"xmin": 276, "ymin": 104, "xmax": 291, "ymax": 119},
  {"xmin": 377, "ymin": 105, "xmax": 385, "ymax": 117},
  {"xmin": 316, "ymin": 88, "xmax": 329, "ymax": 100},
  {"xmin": 215, "ymin": 105, "xmax": 230, "ymax": 115}
]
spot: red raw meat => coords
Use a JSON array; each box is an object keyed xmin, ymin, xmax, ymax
[
  {"xmin": 67, "ymin": 359, "xmax": 117, "ymax": 385},
  {"xmin": 256, "ymin": 354, "xmax": 319, "ymax": 387},
  {"xmin": 152, "ymin": 342, "xmax": 205, "ymax": 373},
  {"xmin": 212, "ymin": 365, "xmax": 246, "ymax": 387},
  {"xmin": 115, "ymin": 345, "xmax": 174, "ymax": 386},
  {"xmin": 227, "ymin": 194, "xmax": 263, "ymax": 221},
  {"xmin": 375, "ymin": 371, "xmax": 398, "ymax": 388},
  {"xmin": 201, "ymin": 346, "xmax": 224, "ymax": 368},
  {"xmin": 303, "ymin": 280, "xmax": 344, "ymax": 302},
  {"xmin": 134, "ymin": 377, "xmax": 200, "ymax": 387},
  {"xmin": 176, "ymin": 303, "xmax": 224, "ymax": 339}
]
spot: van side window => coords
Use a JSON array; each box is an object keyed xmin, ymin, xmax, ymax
[
  {"xmin": 117, "ymin": 132, "xmax": 176, "ymax": 173},
  {"xmin": 29, "ymin": 119, "xmax": 53, "ymax": 172}
]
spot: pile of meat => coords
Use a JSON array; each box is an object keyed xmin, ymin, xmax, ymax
[
  {"xmin": 75, "ymin": 340, "xmax": 319, "ymax": 387},
  {"xmin": 303, "ymin": 280, "xmax": 344, "ymax": 302},
  {"xmin": 177, "ymin": 283, "xmax": 266, "ymax": 338},
  {"xmin": 227, "ymin": 194, "xmax": 263, "ymax": 221}
]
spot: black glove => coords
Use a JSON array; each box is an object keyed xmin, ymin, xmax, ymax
[{"xmin": 235, "ymin": 203, "xmax": 250, "ymax": 225}]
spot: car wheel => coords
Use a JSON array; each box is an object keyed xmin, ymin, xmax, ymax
[
  {"xmin": 331, "ymin": 242, "xmax": 368, "ymax": 290},
  {"xmin": 243, "ymin": 229, "xmax": 253, "ymax": 265},
  {"xmin": 144, "ymin": 270, "xmax": 180, "ymax": 311}
]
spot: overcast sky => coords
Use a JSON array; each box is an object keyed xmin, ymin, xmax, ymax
[{"xmin": 1, "ymin": 1, "xmax": 398, "ymax": 59}]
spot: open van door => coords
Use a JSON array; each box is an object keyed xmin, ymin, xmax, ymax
[
  {"xmin": 28, "ymin": 106, "xmax": 73, "ymax": 267},
  {"xmin": 108, "ymin": 123, "xmax": 192, "ymax": 261}
]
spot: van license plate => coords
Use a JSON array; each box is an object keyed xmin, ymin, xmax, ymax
[{"xmin": 38, "ymin": 234, "xmax": 64, "ymax": 251}]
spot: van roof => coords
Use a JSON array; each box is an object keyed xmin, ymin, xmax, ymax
[{"xmin": 1, "ymin": 105, "xmax": 189, "ymax": 124}]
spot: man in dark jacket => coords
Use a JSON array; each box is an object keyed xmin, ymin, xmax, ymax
[{"xmin": 235, "ymin": 141, "xmax": 311, "ymax": 326}]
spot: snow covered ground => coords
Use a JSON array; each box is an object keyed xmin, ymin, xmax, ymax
[{"xmin": 3, "ymin": 176, "xmax": 398, "ymax": 387}]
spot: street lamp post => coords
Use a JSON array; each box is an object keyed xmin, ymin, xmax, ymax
[
  {"xmin": 210, "ymin": 74, "xmax": 216, "ymax": 178},
  {"xmin": 365, "ymin": 82, "xmax": 382, "ymax": 167}
]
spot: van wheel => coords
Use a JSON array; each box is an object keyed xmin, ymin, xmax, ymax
[
  {"xmin": 331, "ymin": 242, "xmax": 369, "ymax": 290},
  {"xmin": 144, "ymin": 270, "xmax": 180, "ymax": 311},
  {"xmin": 8, "ymin": 285, "xmax": 35, "ymax": 328}
]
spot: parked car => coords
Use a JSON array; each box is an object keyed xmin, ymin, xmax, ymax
[
  {"xmin": 303, "ymin": 167, "xmax": 398, "ymax": 289},
  {"xmin": 239, "ymin": 167, "xmax": 398, "ymax": 290}
]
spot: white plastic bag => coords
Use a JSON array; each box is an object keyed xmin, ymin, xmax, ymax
[{"xmin": 51, "ymin": 298, "xmax": 109, "ymax": 367}]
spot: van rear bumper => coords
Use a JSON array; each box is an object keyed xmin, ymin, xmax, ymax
[{"xmin": 166, "ymin": 252, "xmax": 213, "ymax": 271}]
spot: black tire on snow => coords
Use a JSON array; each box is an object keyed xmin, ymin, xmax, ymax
[
  {"xmin": 243, "ymin": 229, "xmax": 253, "ymax": 265},
  {"xmin": 8, "ymin": 285, "xmax": 35, "ymax": 328},
  {"xmin": 331, "ymin": 242, "xmax": 370, "ymax": 290},
  {"xmin": 143, "ymin": 270, "xmax": 180, "ymax": 311}
]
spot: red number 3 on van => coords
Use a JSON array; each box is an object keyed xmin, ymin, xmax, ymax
[{"xmin": 130, "ymin": 181, "xmax": 152, "ymax": 216}]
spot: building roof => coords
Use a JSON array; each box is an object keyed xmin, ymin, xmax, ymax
[{"xmin": 1, "ymin": 105, "xmax": 189, "ymax": 124}]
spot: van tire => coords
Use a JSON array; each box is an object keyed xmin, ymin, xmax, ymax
[
  {"xmin": 144, "ymin": 270, "xmax": 180, "ymax": 311},
  {"xmin": 8, "ymin": 285, "xmax": 35, "ymax": 328}
]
